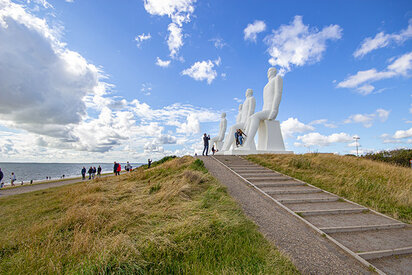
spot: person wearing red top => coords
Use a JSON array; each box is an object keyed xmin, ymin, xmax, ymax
[{"xmin": 116, "ymin": 163, "xmax": 121, "ymax": 175}]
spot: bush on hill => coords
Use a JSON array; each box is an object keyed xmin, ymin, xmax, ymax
[{"xmin": 362, "ymin": 149, "xmax": 412, "ymax": 167}]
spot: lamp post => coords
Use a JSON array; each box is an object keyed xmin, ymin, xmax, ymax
[{"xmin": 353, "ymin": 136, "xmax": 360, "ymax": 157}]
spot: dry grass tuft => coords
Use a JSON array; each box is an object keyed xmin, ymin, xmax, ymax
[
  {"xmin": 0, "ymin": 156, "xmax": 298, "ymax": 274},
  {"xmin": 246, "ymin": 154, "xmax": 412, "ymax": 223}
]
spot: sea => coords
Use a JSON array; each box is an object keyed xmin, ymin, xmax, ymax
[{"xmin": 0, "ymin": 162, "xmax": 143, "ymax": 186}]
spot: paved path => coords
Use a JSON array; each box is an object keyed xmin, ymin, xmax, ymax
[
  {"xmin": 0, "ymin": 174, "xmax": 114, "ymax": 198},
  {"xmin": 200, "ymin": 156, "xmax": 371, "ymax": 275}
]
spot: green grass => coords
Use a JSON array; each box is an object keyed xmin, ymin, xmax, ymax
[
  {"xmin": 246, "ymin": 154, "xmax": 412, "ymax": 224},
  {"xmin": 0, "ymin": 156, "xmax": 298, "ymax": 274}
]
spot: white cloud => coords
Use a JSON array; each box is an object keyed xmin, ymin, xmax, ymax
[
  {"xmin": 393, "ymin": 128, "xmax": 412, "ymax": 139},
  {"xmin": 210, "ymin": 37, "xmax": 226, "ymax": 49},
  {"xmin": 233, "ymin": 97, "xmax": 242, "ymax": 103},
  {"xmin": 155, "ymin": 57, "xmax": 171, "ymax": 67},
  {"xmin": 354, "ymin": 19, "xmax": 412, "ymax": 58},
  {"xmin": 264, "ymin": 15, "xmax": 342, "ymax": 75},
  {"xmin": 135, "ymin": 33, "xmax": 151, "ymax": 47},
  {"xmin": 143, "ymin": 0, "xmax": 196, "ymax": 58},
  {"xmin": 337, "ymin": 52, "xmax": 412, "ymax": 94},
  {"xmin": 244, "ymin": 20, "xmax": 266, "ymax": 42},
  {"xmin": 296, "ymin": 132, "xmax": 353, "ymax": 147},
  {"xmin": 309, "ymin": 119, "xmax": 337, "ymax": 128},
  {"xmin": 344, "ymin": 108, "xmax": 390, "ymax": 128},
  {"xmin": 141, "ymin": 83, "xmax": 152, "ymax": 96},
  {"xmin": 181, "ymin": 59, "xmax": 218, "ymax": 84},
  {"xmin": 280, "ymin": 118, "xmax": 314, "ymax": 139}
]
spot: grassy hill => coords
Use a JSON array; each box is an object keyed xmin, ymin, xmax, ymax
[
  {"xmin": 246, "ymin": 154, "xmax": 412, "ymax": 224},
  {"xmin": 0, "ymin": 157, "xmax": 298, "ymax": 274}
]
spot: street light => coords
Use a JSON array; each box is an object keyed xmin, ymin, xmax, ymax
[{"xmin": 353, "ymin": 136, "xmax": 360, "ymax": 157}]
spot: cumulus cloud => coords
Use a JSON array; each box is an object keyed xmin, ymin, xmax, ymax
[
  {"xmin": 344, "ymin": 108, "xmax": 390, "ymax": 128},
  {"xmin": 210, "ymin": 37, "xmax": 226, "ymax": 49},
  {"xmin": 264, "ymin": 15, "xmax": 342, "ymax": 75},
  {"xmin": 135, "ymin": 33, "xmax": 151, "ymax": 47},
  {"xmin": 337, "ymin": 52, "xmax": 412, "ymax": 94},
  {"xmin": 309, "ymin": 119, "xmax": 337, "ymax": 128},
  {"xmin": 181, "ymin": 59, "xmax": 220, "ymax": 84},
  {"xmin": 0, "ymin": 0, "xmax": 100, "ymax": 135},
  {"xmin": 381, "ymin": 128, "xmax": 412, "ymax": 144},
  {"xmin": 280, "ymin": 118, "xmax": 314, "ymax": 139},
  {"xmin": 143, "ymin": 0, "xmax": 196, "ymax": 58},
  {"xmin": 244, "ymin": 20, "xmax": 266, "ymax": 42},
  {"xmin": 155, "ymin": 57, "xmax": 171, "ymax": 67},
  {"xmin": 354, "ymin": 19, "xmax": 412, "ymax": 58},
  {"xmin": 296, "ymin": 132, "xmax": 353, "ymax": 147}
]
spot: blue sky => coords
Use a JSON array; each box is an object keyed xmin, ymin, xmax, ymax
[{"xmin": 0, "ymin": 0, "xmax": 411, "ymax": 162}]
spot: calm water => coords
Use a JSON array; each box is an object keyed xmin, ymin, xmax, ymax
[{"xmin": 0, "ymin": 162, "xmax": 143, "ymax": 185}]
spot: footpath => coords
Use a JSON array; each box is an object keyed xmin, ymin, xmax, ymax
[
  {"xmin": 0, "ymin": 174, "xmax": 114, "ymax": 198},
  {"xmin": 201, "ymin": 155, "xmax": 373, "ymax": 274}
]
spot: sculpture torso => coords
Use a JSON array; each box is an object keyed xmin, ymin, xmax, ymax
[
  {"xmin": 263, "ymin": 75, "xmax": 282, "ymax": 112},
  {"xmin": 217, "ymin": 118, "xmax": 227, "ymax": 140},
  {"xmin": 241, "ymin": 96, "xmax": 256, "ymax": 123}
]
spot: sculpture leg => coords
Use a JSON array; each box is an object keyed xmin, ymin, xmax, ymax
[
  {"xmin": 222, "ymin": 124, "xmax": 242, "ymax": 151},
  {"xmin": 243, "ymin": 110, "xmax": 270, "ymax": 149}
]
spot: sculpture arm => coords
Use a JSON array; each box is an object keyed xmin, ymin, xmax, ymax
[{"xmin": 269, "ymin": 76, "xmax": 283, "ymax": 120}]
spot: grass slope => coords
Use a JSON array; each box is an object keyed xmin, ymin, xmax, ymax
[
  {"xmin": 0, "ymin": 157, "xmax": 298, "ymax": 274},
  {"xmin": 246, "ymin": 154, "xmax": 412, "ymax": 224}
]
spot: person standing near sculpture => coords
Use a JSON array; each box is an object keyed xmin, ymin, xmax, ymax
[
  {"xmin": 243, "ymin": 67, "xmax": 282, "ymax": 150},
  {"xmin": 209, "ymin": 112, "xmax": 227, "ymax": 154},
  {"xmin": 202, "ymin": 133, "xmax": 210, "ymax": 156},
  {"xmin": 222, "ymin": 89, "xmax": 256, "ymax": 151},
  {"xmin": 0, "ymin": 168, "xmax": 3, "ymax": 188}
]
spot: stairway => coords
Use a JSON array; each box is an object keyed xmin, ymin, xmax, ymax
[{"xmin": 213, "ymin": 155, "xmax": 412, "ymax": 275}]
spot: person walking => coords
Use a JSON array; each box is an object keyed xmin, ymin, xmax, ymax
[
  {"xmin": 97, "ymin": 165, "xmax": 102, "ymax": 177},
  {"xmin": 211, "ymin": 145, "xmax": 216, "ymax": 155},
  {"xmin": 113, "ymin": 162, "xmax": 118, "ymax": 176},
  {"xmin": 126, "ymin": 161, "xmax": 131, "ymax": 172},
  {"xmin": 11, "ymin": 172, "xmax": 16, "ymax": 186},
  {"xmin": 92, "ymin": 167, "xmax": 96, "ymax": 179},
  {"xmin": 116, "ymin": 163, "xmax": 121, "ymax": 175},
  {"xmin": 202, "ymin": 133, "xmax": 210, "ymax": 156},
  {"xmin": 148, "ymin": 159, "xmax": 152, "ymax": 168},
  {"xmin": 88, "ymin": 167, "xmax": 93, "ymax": 180},
  {"xmin": 0, "ymin": 168, "xmax": 3, "ymax": 188},
  {"xmin": 81, "ymin": 166, "xmax": 86, "ymax": 180}
]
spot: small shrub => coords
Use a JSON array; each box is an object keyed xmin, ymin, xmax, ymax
[
  {"xmin": 190, "ymin": 159, "xmax": 207, "ymax": 173},
  {"xmin": 362, "ymin": 149, "xmax": 412, "ymax": 167},
  {"xmin": 289, "ymin": 156, "xmax": 311, "ymax": 169},
  {"xmin": 149, "ymin": 183, "xmax": 161, "ymax": 194}
]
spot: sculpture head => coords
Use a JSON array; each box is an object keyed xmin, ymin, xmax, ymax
[
  {"xmin": 221, "ymin": 112, "xmax": 226, "ymax": 118},
  {"xmin": 246, "ymin": 88, "xmax": 253, "ymax": 97},
  {"xmin": 238, "ymin": 104, "xmax": 243, "ymax": 111},
  {"xmin": 267, "ymin": 67, "xmax": 277, "ymax": 79}
]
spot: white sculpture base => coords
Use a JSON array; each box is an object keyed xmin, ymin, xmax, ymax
[{"xmin": 221, "ymin": 120, "xmax": 293, "ymax": 155}]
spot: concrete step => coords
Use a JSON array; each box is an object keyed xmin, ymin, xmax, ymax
[
  {"xmin": 227, "ymin": 165, "xmax": 261, "ymax": 168},
  {"xmin": 277, "ymin": 197, "xmax": 339, "ymax": 204},
  {"xmin": 271, "ymin": 192, "xmax": 336, "ymax": 201},
  {"xmin": 296, "ymin": 208, "xmax": 367, "ymax": 216},
  {"xmin": 255, "ymin": 181, "xmax": 306, "ymax": 188},
  {"xmin": 240, "ymin": 173, "xmax": 284, "ymax": 178},
  {"xmin": 329, "ymin": 226, "xmax": 412, "ymax": 254},
  {"xmin": 320, "ymin": 223, "xmax": 405, "ymax": 233},
  {"xmin": 358, "ymin": 246, "xmax": 412, "ymax": 260},
  {"xmin": 286, "ymin": 201, "xmax": 362, "ymax": 212},
  {"xmin": 235, "ymin": 170, "xmax": 276, "ymax": 174},
  {"xmin": 369, "ymin": 253, "xmax": 412, "ymax": 275},
  {"xmin": 306, "ymin": 212, "xmax": 400, "ymax": 228},
  {"xmin": 246, "ymin": 176, "xmax": 293, "ymax": 182},
  {"xmin": 265, "ymin": 188, "xmax": 322, "ymax": 195}
]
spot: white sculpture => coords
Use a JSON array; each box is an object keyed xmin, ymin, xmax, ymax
[
  {"xmin": 209, "ymin": 112, "xmax": 227, "ymax": 153},
  {"xmin": 240, "ymin": 67, "xmax": 288, "ymax": 152},
  {"xmin": 222, "ymin": 89, "xmax": 256, "ymax": 151}
]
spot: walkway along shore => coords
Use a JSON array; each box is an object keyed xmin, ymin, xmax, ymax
[{"xmin": 0, "ymin": 172, "xmax": 119, "ymax": 198}]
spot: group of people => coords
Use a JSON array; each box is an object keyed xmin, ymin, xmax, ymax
[
  {"xmin": 234, "ymin": 129, "xmax": 247, "ymax": 147},
  {"xmin": 0, "ymin": 169, "xmax": 19, "ymax": 188},
  {"xmin": 81, "ymin": 166, "xmax": 102, "ymax": 180},
  {"xmin": 202, "ymin": 128, "xmax": 247, "ymax": 155}
]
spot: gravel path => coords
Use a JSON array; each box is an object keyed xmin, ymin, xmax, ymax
[
  {"xmin": 200, "ymin": 156, "xmax": 370, "ymax": 275},
  {"xmin": 0, "ymin": 174, "xmax": 114, "ymax": 198}
]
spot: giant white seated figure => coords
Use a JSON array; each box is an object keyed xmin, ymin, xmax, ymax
[
  {"xmin": 243, "ymin": 67, "xmax": 286, "ymax": 151},
  {"xmin": 222, "ymin": 89, "xmax": 256, "ymax": 151},
  {"xmin": 209, "ymin": 112, "xmax": 227, "ymax": 153}
]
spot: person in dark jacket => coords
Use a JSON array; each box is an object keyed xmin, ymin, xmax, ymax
[
  {"xmin": 113, "ymin": 162, "xmax": 118, "ymax": 175},
  {"xmin": 88, "ymin": 167, "xmax": 93, "ymax": 180},
  {"xmin": 0, "ymin": 168, "xmax": 3, "ymax": 188},
  {"xmin": 202, "ymin": 133, "xmax": 210, "ymax": 156},
  {"xmin": 81, "ymin": 167, "xmax": 86, "ymax": 180},
  {"xmin": 97, "ymin": 166, "xmax": 102, "ymax": 177}
]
